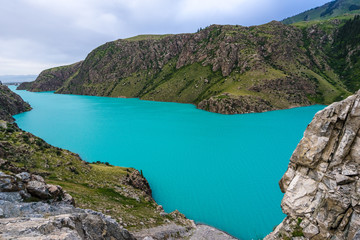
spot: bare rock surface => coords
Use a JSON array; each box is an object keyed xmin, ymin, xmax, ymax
[
  {"xmin": 133, "ymin": 223, "xmax": 237, "ymax": 240},
  {"xmin": 189, "ymin": 224, "xmax": 238, "ymax": 240},
  {"xmin": 0, "ymin": 170, "xmax": 238, "ymax": 240},
  {"xmin": 0, "ymin": 171, "xmax": 135, "ymax": 240},
  {"xmin": 266, "ymin": 90, "xmax": 360, "ymax": 239}
]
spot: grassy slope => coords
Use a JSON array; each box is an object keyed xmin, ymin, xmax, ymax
[
  {"xmin": 283, "ymin": 0, "xmax": 360, "ymax": 24},
  {"xmin": 0, "ymin": 122, "xmax": 183, "ymax": 230},
  {"xmin": 125, "ymin": 34, "xmax": 173, "ymax": 41},
  {"xmin": 64, "ymin": 21, "xmax": 350, "ymax": 106}
]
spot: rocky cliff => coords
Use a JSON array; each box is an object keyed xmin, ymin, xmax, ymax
[
  {"xmin": 266, "ymin": 90, "xmax": 360, "ymax": 239},
  {"xmin": 0, "ymin": 84, "xmax": 30, "ymax": 121},
  {"xmin": 17, "ymin": 61, "xmax": 82, "ymax": 92},
  {"xmin": 19, "ymin": 16, "xmax": 360, "ymax": 114}
]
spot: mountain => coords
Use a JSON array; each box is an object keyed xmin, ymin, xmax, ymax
[
  {"xmin": 16, "ymin": 62, "xmax": 82, "ymax": 91},
  {"xmin": 0, "ymin": 75, "xmax": 37, "ymax": 84},
  {"xmin": 283, "ymin": 0, "xmax": 360, "ymax": 24},
  {"xmin": 266, "ymin": 89, "xmax": 360, "ymax": 239},
  {"xmin": 20, "ymin": 17, "xmax": 360, "ymax": 114},
  {"xmin": 0, "ymin": 84, "xmax": 31, "ymax": 121}
]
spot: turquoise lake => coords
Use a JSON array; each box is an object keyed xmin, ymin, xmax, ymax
[{"xmin": 10, "ymin": 85, "xmax": 325, "ymax": 240}]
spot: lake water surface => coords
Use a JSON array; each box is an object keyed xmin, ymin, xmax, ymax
[{"xmin": 10, "ymin": 86, "xmax": 325, "ymax": 239}]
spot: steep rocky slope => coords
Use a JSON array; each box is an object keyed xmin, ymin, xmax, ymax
[
  {"xmin": 266, "ymin": 89, "xmax": 360, "ymax": 239},
  {"xmin": 283, "ymin": 0, "xmax": 360, "ymax": 24},
  {"xmin": 17, "ymin": 61, "xmax": 82, "ymax": 92},
  {"xmin": 20, "ymin": 17, "xmax": 359, "ymax": 114},
  {"xmin": 0, "ymin": 84, "xmax": 30, "ymax": 121}
]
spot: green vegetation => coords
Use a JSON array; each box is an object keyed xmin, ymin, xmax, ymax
[
  {"xmin": 328, "ymin": 15, "xmax": 360, "ymax": 91},
  {"xmin": 125, "ymin": 34, "xmax": 172, "ymax": 41},
  {"xmin": 20, "ymin": 15, "xmax": 360, "ymax": 114},
  {"xmin": 283, "ymin": 0, "xmax": 360, "ymax": 24},
  {"xmin": 291, "ymin": 218, "xmax": 304, "ymax": 237},
  {"xmin": 0, "ymin": 122, "xmax": 180, "ymax": 230}
]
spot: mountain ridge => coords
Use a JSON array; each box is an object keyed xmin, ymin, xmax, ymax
[
  {"xmin": 283, "ymin": 0, "xmax": 360, "ymax": 24},
  {"xmin": 19, "ymin": 17, "xmax": 360, "ymax": 114}
]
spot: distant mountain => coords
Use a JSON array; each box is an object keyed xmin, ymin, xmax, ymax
[
  {"xmin": 0, "ymin": 75, "xmax": 37, "ymax": 83},
  {"xmin": 20, "ymin": 18, "xmax": 359, "ymax": 115},
  {"xmin": 283, "ymin": 0, "xmax": 360, "ymax": 24}
]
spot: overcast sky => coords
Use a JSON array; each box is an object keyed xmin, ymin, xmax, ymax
[{"xmin": 0, "ymin": 0, "xmax": 330, "ymax": 75}]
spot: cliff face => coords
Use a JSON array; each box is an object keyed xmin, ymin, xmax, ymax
[
  {"xmin": 0, "ymin": 84, "xmax": 30, "ymax": 121},
  {"xmin": 19, "ymin": 17, "xmax": 360, "ymax": 114},
  {"xmin": 266, "ymin": 90, "xmax": 360, "ymax": 239},
  {"xmin": 17, "ymin": 61, "xmax": 82, "ymax": 92}
]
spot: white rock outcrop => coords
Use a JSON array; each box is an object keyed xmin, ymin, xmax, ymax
[{"xmin": 266, "ymin": 91, "xmax": 360, "ymax": 239}]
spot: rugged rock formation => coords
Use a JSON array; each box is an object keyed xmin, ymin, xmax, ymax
[
  {"xmin": 18, "ymin": 61, "xmax": 82, "ymax": 92},
  {"xmin": 125, "ymin": 169, "xmax": 152, "ymax": 196},
  {"xmin": 0, "ymin": 170, "xmax": 136, "ymax": 239},
  {"xmin": 19, "ymin": 16, "xmax": 360, "ymax": 114},
  {"xmin": 197, "ymin": 94, "xmax": 274, "ymax": 114},
  {"xmin": 266, "ymin": 90, "xmax": 360, "ymax": 239},
  {"xmin": 0, "ymin": 84, "xmax": 30, "ymax": 121}
]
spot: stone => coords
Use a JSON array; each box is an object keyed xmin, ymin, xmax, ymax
[
  {"xmin": 26, "ymin": 180, "xmax": 50, "ymax": 199},
  {"xmin": 303, "ymin": 223, "xmax": 320, "ymax": 239},
  {"xmin": 342, "ymin": 164, "xmax": 358, "ymax": 176},
  {"xmin": 0, "ymin": 175, "xmax": 23, "ymax": 192},
  {"xmin": 266, "ymin": 91, "xmax": 360, "ymax": 239},
  {"xmin": 31, "ymin": 174, "xmax": 45, "ymax": 182},
  {"xmin": 15, "ymin": 172, "xmax": 31, "ymax": 182},
  {"xmin": 335, "ymin": 174, "xmax": 355, "ymax": 185},
  {"xmin": 0, "ymin": 171, "xmax": 136, "ymax": 240}
]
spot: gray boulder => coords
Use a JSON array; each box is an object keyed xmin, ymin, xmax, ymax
[{"xmin": 0, "ymin": 170, "xmax": 135, "ymax": 240}]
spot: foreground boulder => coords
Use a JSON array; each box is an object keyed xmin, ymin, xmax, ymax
[
  {"xmin": 266, "ymin": 90, "xmax": 360, "ymax": 239},
  {"xmin": 0, "ymin": 170, "xmax": 135, "ymax": 240}
]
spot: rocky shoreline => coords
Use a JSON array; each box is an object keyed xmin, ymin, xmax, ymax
[
  {"xmin": 0, "ymin": 114, "xmax": 236, "ymax": 239},
  {"xmin": 0, "ymin": 168, "xmax": 237, "ymax": 239},
  {"xmin": 266, "ymin": 90, "xmax": 360, "ymax": 239}
]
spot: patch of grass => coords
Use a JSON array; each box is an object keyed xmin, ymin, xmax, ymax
[
  {"xmin": 292, "ymin": 218, "xmax": 304, "ymax": 237},
  {"xmin": 125, "ymin": 34, "xmax": 172, "ymax": 42}
]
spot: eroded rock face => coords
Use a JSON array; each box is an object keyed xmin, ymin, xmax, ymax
[
  {"xmin": 0, "ymin": 85, "xmax": 31, "ymax": 122},
  {"xmin": 125, "ymin": 169, "xmax": 152, "ymax": 196},
  {"xmin": 197, "ymin": 94, "xmax": 274, "ymax": 114},
  {"xmin": 266, "ymin": 90, "xmax": 360, "ymax": 239},
  {"xmin": 17, "ymin": 61, "xmax": 82, "ymax": 92},
  {"xmin": 0, "ymin": 170, "xmax": 135, "ymax": 240}
]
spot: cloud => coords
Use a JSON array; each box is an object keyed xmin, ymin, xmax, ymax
[{"xmin": 0, "ymin": 0, "xmax": 330, "ymax": 75}]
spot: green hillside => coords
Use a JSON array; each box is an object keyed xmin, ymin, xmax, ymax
[
  {"xmin": 19, "ymin": 16, "xmax": 360, "ymax": 115},
  {"xmin": 283, "ymin": 0, "xmax": 360, "ymax": 24}
]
